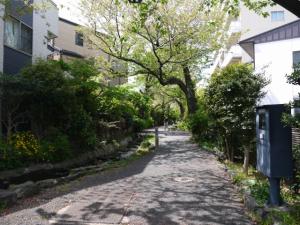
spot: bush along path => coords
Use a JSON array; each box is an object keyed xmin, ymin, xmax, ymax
[
  {"xmin": 0, "ymin": 130, "xmax": 251, "ymax": 225},
  {"xmin": 0, "ymin": 59, "xmax": 154, "ymax": 172},
  {"xmin": 0, "ymin": 134, "xmax": 154, "ymax": 214}
]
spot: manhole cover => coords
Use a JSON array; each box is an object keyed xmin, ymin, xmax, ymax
[{"xmin": 174, "ymin": 177, "xmax": 194, "ymax": 183}]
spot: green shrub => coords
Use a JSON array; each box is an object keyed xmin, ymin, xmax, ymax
[
  {"xmin": 0, "ymin": 138, "xmax": 24, "ymax": 170},
  {"xmin": 0, "ymin": 59, "xmax": 155, "ymax": 170},
  {"xmin": 133, "ymin": 117, "xmax": 153, "ymax": 131},
  {"xmin": 98, "ymin": 86, "xmax": 153, "ymax": 131},
  {"xmin": 0, "ymin": 131, "xmax": 72, "ymax": 170},
  {"xmin": 40, "ymin": 129, "xmax": 72, "ymax": 163},
  {"xmin": 8, "ymin": 132, "xmax": 41, "ymax": 162},
  {"xmin": 187, "ymin": 106, "xmax": 210, "ymax": 139},
  {"xmin": 204, "ymin": 63, "xmax": 268, "ymax": 162},
  {"xmin": 176, "ymin": 120, "xmax": 189, "ymax": 131},
  {"xmin": 68, "ymin": 107, "xmax": 97, "ymax": 151},
  {"xmin": 262, "ymin": 205, "xmax": 300, "ymax": 225}
]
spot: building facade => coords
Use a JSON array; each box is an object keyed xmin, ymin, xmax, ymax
[
  {"xmin": 55, "ymin": 17, "xmax": 127, "ymax": 86},
  {"xmin": 0, "ymin": 0, "xmax": 58, "ymax": 74},
  {"xmin": 240, "ymin": 19, "xmax": 300, "ymax": 105},
  {"xmin": 55, "ymin": 18, "xmax": 100, "ymax": 60},
  {"xmin": 215, "ymin": 3, "xmax": 298, "ymax": 70}
]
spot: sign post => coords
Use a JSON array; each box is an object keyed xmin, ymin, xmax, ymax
[
  {"xmin": 256, "ymin": 105, "xmax": 293, "ymax": 206},
  {"xmin": 155, "ymin": 127, "xmax": 159, "ymax": 150}
]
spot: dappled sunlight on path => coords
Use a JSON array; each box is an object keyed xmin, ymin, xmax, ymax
[{"xmin": 1, "ymin": 131, "xmax": 252, "ymax": 225}]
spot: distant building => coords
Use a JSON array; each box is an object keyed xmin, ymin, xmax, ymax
[
  {"xmin": 212, "ymin": 3, "xmax": 298, "ymax": 71},
  {"xmin": 0, "ymin": 0, "xmax": 59, "ymax": 74},
  {"xmin": 239, "ymin": 19, "xmax": 300, "ymax": 105},
  {"xmin": 54, "ymin": 18, "xmax": 100, "ymax": 60},
  {"xmin": 55, "ymin": 17, "xmax": 127, "ymax": 86}
]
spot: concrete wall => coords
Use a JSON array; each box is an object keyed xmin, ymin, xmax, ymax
[
  {"xmin": 55, "ymin": 19, "xmax": 100, "ymax": 58},
  {"xmin": 32, "ymin": 0, "xmax": 58, "ymax": 61},
  {"xmin": 0, "ymin": 4, "xmax": 4, "ymax": 72},
  {"xmin": 255, "ymin": 38, "xmax": 300, "ymax": 105}
]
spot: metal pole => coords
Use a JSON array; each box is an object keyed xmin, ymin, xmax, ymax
[
  {"xmin": 268, "ymin": 177, "xmax": 282, "ymax": 206},
  {"xmin": 155, "ymin": 127, "xmax": 159, "ymax": 149}
]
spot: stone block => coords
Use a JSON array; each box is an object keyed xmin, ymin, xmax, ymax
[
  {"xmin": 0, "ymin": 190, "xmax": 17, "ymax": 206},
  {"xmin": 10, "ymin": 181, "xmax": 39, "ymax": 199},
  {"xmin": 36, "ymin": 179, "xmax": 58, "ymax": 189},
  {"xmin": 244, "ymin": 193, "xmax": 258, "ymax": 211}
]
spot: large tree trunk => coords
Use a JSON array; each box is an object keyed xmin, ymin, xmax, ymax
[
  {"xmin": 155, "ymin": 66, "xmax": 197, "ymax": 115},
  {"xmin": 175, "ymin": 99, "xmax": 185, "ymax": 119},
  {"xmin": 183, "ymin": 66, "xmax": 197, "ymax": 115},
  {"xmin": 224, "ymin": 136, "xmax": 231, "ymax": 160}
]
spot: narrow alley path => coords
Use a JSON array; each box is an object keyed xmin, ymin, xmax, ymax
[{"xmin": 1, "ymin": 131, "xmax": 252, "ymax": 225}]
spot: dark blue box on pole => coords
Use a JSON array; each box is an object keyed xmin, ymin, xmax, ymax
[{"xmin": 256, "ymin": 104, "xmax": 293, "ymax": 178}]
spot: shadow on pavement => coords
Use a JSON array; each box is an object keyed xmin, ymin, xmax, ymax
[{"xmin": 35, "ymin": 133, "xmax": 251, "ymax": 225}]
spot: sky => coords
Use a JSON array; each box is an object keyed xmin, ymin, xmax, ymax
[{"xmin": 52, "ymin": 0, "xmax": 85, "ymax": 25}]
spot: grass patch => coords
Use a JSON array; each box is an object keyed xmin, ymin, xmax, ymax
[
  {"xmin": 226, "ymin": 161, "xmax": 272, "ymax": 206},
  {"xmin": 251, "ymin": 205, "xmax": 300, "ymax": 225}
]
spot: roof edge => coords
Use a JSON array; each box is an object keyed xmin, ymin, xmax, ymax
[{"xmin": 239, "ymin": 19, "xmax": 300, "ymax": 44}]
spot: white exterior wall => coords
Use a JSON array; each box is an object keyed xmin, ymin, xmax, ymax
[
  {"xmin": 52, "ymin": 0, "xmax": 87, "ymax": 26},
  {"xmin": 255, "ymin": 38, "xmax": 300, "ymax": 105},
  {"xmin": 32, "ymin": 0, "xmax": 58, "ymax": 61},
  {"xmin": 240, "ymin": 4, "xmax": 298, "ymax": 63},
  {"xmin": 240, "ymin": 4, "xmax": 298, "ymax": 41},
  {"xmin": 0, "ymin": 4, "xmax": 4, "ymax": 72}
]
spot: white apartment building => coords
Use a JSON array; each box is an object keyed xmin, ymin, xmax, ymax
[
  {"xmin": 215, "ymin": 3, "xmax": 298, "ymax": 70},
  {"xmin": 240, "ymin": 19, "xmax": 300, "ymax": 106}
]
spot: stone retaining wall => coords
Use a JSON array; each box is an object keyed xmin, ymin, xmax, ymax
[{"xmin": 0, "ymin": 134, "xmax": 145, "ymax": 206}]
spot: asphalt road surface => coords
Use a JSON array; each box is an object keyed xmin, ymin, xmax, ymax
[{"xmin": 1, "ymin": 130, "xmax": 252, "ymax": 225}]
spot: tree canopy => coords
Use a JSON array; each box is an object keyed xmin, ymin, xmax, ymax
[
  {"xmin": 80, "ymin": 0, "xmax": 228, "ymax": 114},
  {"xmin": 0, "ymin": 0, "xmax": 274, "ymax": 16}
]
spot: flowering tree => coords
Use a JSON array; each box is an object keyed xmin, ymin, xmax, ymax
[{"xmin": 80, "ymin": 0, "xmax": 227, "ymax": 114}]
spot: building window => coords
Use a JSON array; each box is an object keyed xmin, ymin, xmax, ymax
[
  {"xmin": 46, "ymin": 31, "xmax": 57, "ymax": 48},
  {"xmin": 75, "ymin": 32, "xmax": 84, "ymax": 46},
  {"xmin": 293, "ymin": 51, "xmax": 300, "ymax": 66},
  {"xmin": 271, "ymin": 11, "xmax": 285, "ymax": 22},
  {"xmin": 4, "ymin": 16, "xmax": 32, "ymax": 55},
  {"xmin": 20, "ymin": 24, "xmax": 32, "ymax": 54}
]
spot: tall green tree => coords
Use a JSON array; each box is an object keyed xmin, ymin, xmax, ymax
[
  {"xmin": 205, "ymin": 64, "xmax": 268, "ymax": 174},
  {"xmin": 80, "ymin": 0, "xmax": 226, "ymax": 114}
]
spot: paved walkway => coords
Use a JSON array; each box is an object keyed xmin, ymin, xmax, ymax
[{"xmin": 1, "ymin": 131, "xmax": 252, "ymax": 225}]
